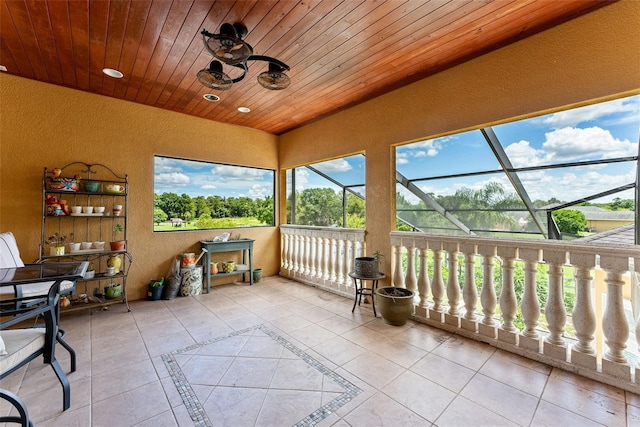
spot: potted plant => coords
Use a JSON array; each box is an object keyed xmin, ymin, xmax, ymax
[
  {"xmin": 110, "ymin": 223, "xmax": 125, "ymax": 251},
  {"xmin": 46, "ymin": 232, "xmax": 73, "ymax": 256},
  {"xmin": 104, "ymin": 282, "xmax": 122, "ymax": 299},
  {"xmin": 376, "ymin": 286, "xmax": 415, "ymax": 326},
  {"xmin": 354, "ymin": 250, "xmax": 383, "ymax": 277},
  {"xmin": 147, "ymin": 277, "xmax": 165, "ymax": 300}
]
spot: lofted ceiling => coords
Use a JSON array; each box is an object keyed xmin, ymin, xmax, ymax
[{"xmin": 0, "ymin": 0, "xmax": 612, "ymax": 135}]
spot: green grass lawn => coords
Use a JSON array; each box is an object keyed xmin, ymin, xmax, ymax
[{"xmin": 154, "ymin": 217, "xmax": 266, "ymax": 231}]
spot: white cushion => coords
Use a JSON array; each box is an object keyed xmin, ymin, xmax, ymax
[
  {"xmin": 0, "ymin": 329, "xmax": 45, "ymax": 374},
  {"xmin": 0, "ymin": 334, "xmax": 6, "ymax": 356},
  {"xmin": 0, "ymin": 232, "xmax": 25, "ymax": 268},
  {"xmin": 0, "ymin": 280, "xmax": 74, "ymax": 297}
]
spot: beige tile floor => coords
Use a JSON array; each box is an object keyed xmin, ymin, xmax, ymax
[{"xmin": 2, "ymin": 276, "xmax": 640, "ymax": 426}]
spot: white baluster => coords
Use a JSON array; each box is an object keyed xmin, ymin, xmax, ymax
[
  {"xmin": 309, "ymin": 234, "xmax": 317, "ymax": 277},
  {"xmin": 570, "ymin": 253, "xmax": 597, "ymax": 369},
  {"xmin": 542, "ymin": 250, "xmax": 567, "ymax": 361},
  {"xmin": 431, "ymin": 246, "xmax": 445, "ymax": 314},
  {"xmin": 314, "ymin": 234, "xmax": 323, "ymax": 279},
  {"xmin": 336, "ymin": 238, "xmax": 345, "ymax": 285},
  {"xmin": 460, "ymin": 243, "xmax": 478, "ymax": 330},
  {"xmin": 344, "ymin": 238, "xmax": 353, "ymax": 281},
  {"xmin": 292, "ymin": 233, "xmax": 299, "ymax": 272},
  {"xmin": 417, "ymin": 245, "xmax": 430, "ymax": 309},
  {"xmin": 497, "ymin": 247, "xmax": 519, "ymax": 344},
  {"xmin": 323, "ymin": 236, "xmax": 331, "ymax": 280},
  {"xmin": 405, "ymin": 244, "xmax": 417, "ymax": 293},
  {"xmin": 444, "ymin": 243, "xmax": 461, "ymax": 325},
  {"xmin": 519, "ymin": 248, "xmax": 541, "ymax": 352},
  {"xmin": 601, "ymin": 257, "xmax": 630, "ymax": 364},
  {"xmin": 282, "ymin": 231, "xmax": 289, "ymax": 271},
  {"xmin": 394, "ymin": 243, "xmax": 406, "ymax": 289},
  {"xmin": 478, "ymin": 245, "xmax": 498, "ymax": 339},
  {"xmin": 329, "ymin": 237, "xmax": 337, "ymax": 282}
]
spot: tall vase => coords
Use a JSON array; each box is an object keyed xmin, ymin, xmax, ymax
[{"xmin": 107, "ymin": 254, "xmax": 122, "ymax": 273}]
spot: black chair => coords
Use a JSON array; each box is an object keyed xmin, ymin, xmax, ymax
[
  {"xmin": 0, "ymin": 280, "xmax": 72, "ymax": 414},
  {"xmin": 0, "ymin": 389, "xmax": 34, "ymax": 427}
]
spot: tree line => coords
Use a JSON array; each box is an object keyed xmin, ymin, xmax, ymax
[{"xmin": 154, "ymin": 192, "xmax": 274, "ymax": 226}]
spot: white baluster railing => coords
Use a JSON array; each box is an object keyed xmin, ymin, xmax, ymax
[
  {"xmin": 387, "ymin": 231, "xmax": 640, "ymax": 394},
  {"xmin": 280, "ymin": 225, "xmax": 365, "ymax": 298}
]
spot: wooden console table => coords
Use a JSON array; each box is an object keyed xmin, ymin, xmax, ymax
[{"xmin": 200, "ymin": 238, "xmax": 254, "ymax": 293}]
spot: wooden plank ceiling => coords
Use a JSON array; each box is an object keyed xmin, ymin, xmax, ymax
[{"xmin": 0, "ymin": 0, "xmax": 611, "ymax": 135}]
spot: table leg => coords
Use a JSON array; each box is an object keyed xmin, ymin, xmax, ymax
[
  {"xmin": 371, "ymin": 279, "xmax": 378, "ymax": 317},
  {"xmin": 351, "ymin": 277, "xmax": 359, "ymax": 313},
  {"xmin": 204, "ymin": 251, "xmax": 211, "ymax": 293}
]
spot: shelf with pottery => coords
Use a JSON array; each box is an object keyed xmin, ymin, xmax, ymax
[
  {"xmin": 39, "ymin": 162, "xmax": 131, "ymax": 313},
  {"xmin": 200, "ymin": 238, "xmax": 255, "ymax": 292}
]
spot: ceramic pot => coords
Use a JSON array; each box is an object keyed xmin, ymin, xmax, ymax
[
  {"xmin": 222, "ymin": 261, "xmax": 235, "ymax": 274},
  {"xmin": 354, "ymin": 257, "xmax": 379, "ymax": 277},
  {"xmin": 252, "ymin": 268, "xmax": 263, "ymax": 283},
  {"xmin": 376, "ymin": 287, "xmax": 415, "ymax": 326},
  {"xmin": 105, "ymin": 283, "xmax": 122, "ymax": 299},
  {"xmin": 110, "ymin": 240, "xmax": 125, "ymax": 251},
  {"xmin": 50, "ymin": 246, "xmax": 65, "ymax": 256},
  {"xmin": 147, "ymin": 285, "xmax": 164, "ymax": 301},
  {"xmin": 210, "ymin": 262, "xmax": 219, "ymax": 274},
  {"xmin": 107, "ymin": 254, "xmax": 122, "ymax": 273}
]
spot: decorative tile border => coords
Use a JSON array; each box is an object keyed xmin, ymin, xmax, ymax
[{"xmin": 162, "ymin": 324, "xmax": 362, "ymax": 427}]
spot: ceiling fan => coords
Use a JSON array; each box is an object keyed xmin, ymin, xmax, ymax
[{"xmin": 197, "ymin": 23, "xmax": 291, "ymax": 91}]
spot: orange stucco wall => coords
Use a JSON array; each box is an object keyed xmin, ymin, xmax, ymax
[
  {"xmin": 0, "ymin": 77, "xmax": 279, "ymax": 300},
  {"xmin": 2, "ymin": 1, "xmax": 639, "ymax": 299},
  {"xmin": 279, "ymin": 1, "xmax": 640, "ymax": 277}
]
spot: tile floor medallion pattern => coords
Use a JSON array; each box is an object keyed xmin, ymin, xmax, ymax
[{"xmin": 162, "ymin": 324, "xmax": 362, "ymax": 427}]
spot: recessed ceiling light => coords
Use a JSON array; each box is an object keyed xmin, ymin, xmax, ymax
[
  {"xmin": 238, "ymin": 107, "xmax": 251, "ymax": 113},
  {"xmin": 203, "ymin": 94, "xmax": 220, "ymax": 102},
  {"xmin": 0, "ymin": 65, "xmax": 7, "ymax": 72},
  {"xmin": 102, "ymin": 68, "xmax": 123, "ymax": 78}
]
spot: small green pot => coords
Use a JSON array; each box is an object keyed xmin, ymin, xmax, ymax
[
  {"xmin": 252, "ymin": 268, "xmax": 263, "ymax": 283},
  {"xmin": 105, "ymin": 283, "xmax": 122, "ymax": 299}
]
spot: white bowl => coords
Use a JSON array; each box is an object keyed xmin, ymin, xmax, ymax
[
  {"xmin": 69, "ymin": 242, "xmax": 81, "ymax": 251},
  {"xmin": 94, "ymin": 206, "xmax": 105, "ymax": 213},
  {"xmin": 71, "ymin": 206, "xmax": 82, "ymax": 214},
  {"xmin": 81, "ymin": 242, "xmax": 92, "ymax": 250},
  {"xmin": 93, "ymin": 241, "xmax": 105, "ymax": 250},
  {"xmin": 82, "ymin": 206, "xmax": 94, "ymax": 214}
]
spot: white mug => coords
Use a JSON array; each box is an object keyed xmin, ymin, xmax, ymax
[{"xmin": 106, "ymin": 266, "xmax": 115, "ymax": 275}]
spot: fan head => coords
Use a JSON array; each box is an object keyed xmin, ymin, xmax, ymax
[
  {"xmin": 257, "ymin": 63, "xmax": 291, "ymax": 90},
  {"xmin": 204, "ymin": 23, "xmax": 253, "ymax": 65},
  {"xmin": 197, "ymin": 61, "xmax": 233, "ymax": 90}
]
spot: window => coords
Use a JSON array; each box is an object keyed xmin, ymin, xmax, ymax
[
  {"xmin": 153, "ymin": 156, "xmax": 275, "ymax": 231},
  {"xmin": 286, "ymin": 154, "xmax": 365, "ymax": 228},
  {"xmin": 395, "ymin": 94, "xmax": 639, "ymax": 238}
]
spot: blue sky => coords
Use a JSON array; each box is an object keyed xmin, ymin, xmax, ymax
[
  {"xmin": 154, "ymin": 156, "xmax": 274, "ymax": 199},
  {"xmin": 295, "ymin": 94, "xmax": 639, "ymax": 205},
  {"xmin": 396, "ymin": 94, "xmax": 640, "ymax": 204}
]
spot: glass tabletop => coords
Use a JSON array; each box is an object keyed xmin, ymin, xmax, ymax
[{"xmin": 0, "ymin": 262, "xmax": 88, "ymax": 285}]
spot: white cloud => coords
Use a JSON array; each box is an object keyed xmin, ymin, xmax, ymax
[
  {"xmin": 505, "ymin": 127, "xmax": 636, "ymax": 167},
  {"xmin": 312, "ymin": 158, "xmax": 352, "ymax": 173},
  {"xmin": 542, "ymin": 127, "xmax": 636, "ymax": 161},
  {"xmin": 154, "ymin": 157, "xmax": 183, "ymax": 174},
  {"xmin": 396, "ymin": 152, "xmax": 409, "ymax": 165},
  {"xmin": 201, "ymin": 184, "xmax": 217, "ymax": 190},
  {"xmin": 212, "ymin": 165, "xmax": 267, "ymax": 181},
  {"xmin": 247, "ymin": 183, "xmax": 271, "ymax": 198},
  {"xmin": 543, "ymin": 97, "xmax": 639, "ymax": 128},
  {"xmin": 294, "ymin": 169, "xmax": 309, "ymax": 192},
  {"xmin": 504, "ymin": 140, "xmax": 547, "ymax": 167},
  {"xmin": 155, "ymin": 172, "xmax": 190, "ymax": 186}
]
